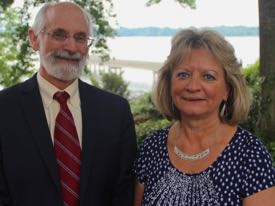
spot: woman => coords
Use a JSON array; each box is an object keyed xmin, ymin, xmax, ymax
[{"xmin": 133, "ymin": 28, "xmax": 275, "ymax": 206}]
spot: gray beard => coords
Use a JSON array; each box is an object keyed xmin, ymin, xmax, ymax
[{"xmin": 39, "ymin": 50, "xmax": 87, "ymax": 81}]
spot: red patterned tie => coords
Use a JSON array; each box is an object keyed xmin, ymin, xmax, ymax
[{"xmin": 54, "ymin": 91, "xmax": 81, "ymax": 206}]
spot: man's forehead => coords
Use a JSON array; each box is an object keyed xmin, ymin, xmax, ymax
[
  {"xmin": 44, "ymin": 4, "xmax": 88, "ymax": 32},
  {"xmin": 46, "ymin": 3, "xmax": 84, "ymax": 20},
  {"xmin": 49, "ymin": 2, "xmax": 83, "ymax": 12}
]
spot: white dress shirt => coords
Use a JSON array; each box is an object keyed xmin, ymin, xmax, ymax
[{"xmin": 37, "ymin": 72, "xmax": 82, "ymax": 147}]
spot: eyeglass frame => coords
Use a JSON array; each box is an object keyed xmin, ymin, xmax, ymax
[{"xmin": 39, "ymin": 29, "xmax": 95, "ymax": 48}]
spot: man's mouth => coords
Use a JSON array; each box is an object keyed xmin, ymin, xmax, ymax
[
  {"xmin": 51, "ymin": 50, "xmax": 82, "ymax": 63},
  {"xmin": 54, "ymin": 55, "xmax": 80, "ymax": 63}
]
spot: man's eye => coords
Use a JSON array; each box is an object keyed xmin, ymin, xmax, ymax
[
  {"xmin": 203, "ymin": 73, "xmax": 216, "ymax": 81},
  {"xmin": 176, "ymin": 71, "xmax": 190, "ymax": 79},
  {"xmin": 74, "ymin": 34, "xmax": 87, "ymax": 42},
  {"xmin": 52, "ymin": 32, "xmax": 67, "ymax": 40}
]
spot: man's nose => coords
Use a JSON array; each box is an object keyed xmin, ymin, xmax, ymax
[{"xmin": 63, "ymin": 37, "xmax": 78, "ymax": 52}]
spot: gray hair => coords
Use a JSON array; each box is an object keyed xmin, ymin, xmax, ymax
[
  {"xmin": 31, "ymin": 2, "xmax": 94, "ymax": 36},
  {"xmin": 154, "ymin": 28, "xmax": 251, "ymax": 125}
]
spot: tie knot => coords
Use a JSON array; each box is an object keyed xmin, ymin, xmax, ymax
[{"xmin": 54, "ymin": 91, "xmax": 70, "ymax": 104}]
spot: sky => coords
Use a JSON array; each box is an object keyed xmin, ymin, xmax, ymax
[
  {"xmin": 111, "ymin": 0, "xmax": 259, "ymax": 28},
  {"xmin": 14, "ymin": 0, "xmax": 259, "ymax": 28}
]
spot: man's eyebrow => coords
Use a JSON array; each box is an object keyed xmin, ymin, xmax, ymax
[
  {"xmin": 75, "ymin": 31, "xmax": 87, "ymax": 35},
  {"xmin": 52, "ymin": 28, "xmax": 67, "ymax": 32}
]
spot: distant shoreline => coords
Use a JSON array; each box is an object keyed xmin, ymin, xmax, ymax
[{"xmin": 115, "ymin": 26, "xmax": 259, "ymax": 37}]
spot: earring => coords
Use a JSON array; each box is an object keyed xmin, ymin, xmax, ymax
[{"xmin": 220, "ymin": 100, "xmax": 227, "ymax": 118}]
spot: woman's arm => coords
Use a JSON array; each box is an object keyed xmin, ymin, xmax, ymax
[
  {"xmin": 134, "ymin": 180, "xmax": 144, "ymax": 206},
  {"xmin": 243, "ymin": 186, "xmax": 275, "ymax": 206}
]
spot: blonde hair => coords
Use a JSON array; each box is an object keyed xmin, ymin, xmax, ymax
[{"xmin": 153, "ymin": 28, "xmax": 251, "ymax": 125}]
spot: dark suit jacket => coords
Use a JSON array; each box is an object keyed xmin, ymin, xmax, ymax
[{"xmin": 0, "ymin": 74, "xmax": 137, "ymax": 206}]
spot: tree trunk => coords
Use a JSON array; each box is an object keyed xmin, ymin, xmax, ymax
[{"xmin": 258, "ymin": 0, "xmax": 275, "ymax": 139}]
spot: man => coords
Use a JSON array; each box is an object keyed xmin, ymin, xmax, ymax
[{"xmin": 0, "ymin": 2, "xmax": 136, "ymax": 206}]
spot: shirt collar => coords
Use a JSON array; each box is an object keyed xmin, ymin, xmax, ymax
[{"xmin": 37, "ymin": 72, "xmax": 80, "ymax": 108}]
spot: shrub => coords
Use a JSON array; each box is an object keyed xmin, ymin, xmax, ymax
[
  {"xmin": 88, "ymin": 69, "xmax": 130, "ymax": 99},
  {"xmin": 242, "ymin": 61, "xmax": 275, "ymax": 160},
  {"xmin": 131, "ymin": 92, "xmax": 170, "ymax": 144},
  {"xmin": 241, "ymin": 61, "xmax": 262, "ymax": 134}
]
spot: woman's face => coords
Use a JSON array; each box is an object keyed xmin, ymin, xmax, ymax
[{"xmin": 171, "ymin": 48, "xmax": 228, "ymax": 120}]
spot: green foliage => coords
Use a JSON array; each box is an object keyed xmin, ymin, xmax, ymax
[
  {"xmin": 0, "ymin": 0, "xmax": 13, "ymax": 9},
  {"xmin": 131, "ymin": 92, "xmax": 162, "ymax": 120},
  {"xmin": 83, "ymin": 68, "xmax": 99, "ymax": 88},
  {"xmin": 85, "ymin": 67, "xmax": 130, "ymax": 99},
  {"xmin": 135, "ymin": 119, "xmax": 170, "ymax": 145},
  {"xmin": 146, "ymin": 0, "xmax": 196, "ymax": 9},
  {"xmin": 131, "ymin": 92, "xmax": 170, "ymax": 144},
  {"xmin": 241, "ymin": 61, "xmax": 262, "ymax": 133},
  {"xmin": 241, "ymin": 61, "xmax": 275, "ymax": 160},
  {"xmin": 97, "ymin": 70, "xmax": 130, "ymax": 99},
  {"xmin": 0, "ymin": 7, "xmax": 35, "ymax": 87},
  {"xmin": 74, "ymin": 0, "xmax": 115, "ymax": 57}
]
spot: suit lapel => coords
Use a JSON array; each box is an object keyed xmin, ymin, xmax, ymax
[
  {"xmin": 19, "ymin": 75, "xmax": 60, "ymax": 189},
  {"xmin": 78, "ymin": 80, "xmax": 100, "ymax": 202}
]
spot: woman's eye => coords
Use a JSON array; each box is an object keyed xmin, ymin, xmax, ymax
[
  {"xmin": 176, "ymin": 71, "xmax": 190, "ymax": 79},
  {"xmin": 203, "ymin": 73, "xmax": 216, "ymax": 81}
]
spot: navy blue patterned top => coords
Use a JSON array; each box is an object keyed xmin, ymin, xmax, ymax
[{"xmin": 133, "ymin": 126, "xmax": 275, "ymax": 206}]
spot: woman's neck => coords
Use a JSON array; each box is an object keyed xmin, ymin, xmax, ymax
[{"xmin": 175, "ymin": 118, "xmax": 227, "ymax": 148}]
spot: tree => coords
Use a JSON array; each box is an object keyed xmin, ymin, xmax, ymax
[
  {"xmin": 0, "ymin": 0, "xmax": 13, "ymax": 9},
  {"xmin": 98, "ymin": 70, "xmax": 130, "ymax": 99},
  {"xmin": 258, "ymin": 0, "xmax": 275, "ymax": 140},
  {"xmin": 0, "ymin": 6, "xmax": 34, "ymax": 87},
  {"xmin": 146, "ymin": 0, "xmax": 196, "ymax": 8},
  {"xmin": 0, "ymin": 0, "xmax": 115, "ymax": 87},
  {"xmin": 130, "ymin": 92, "xmax": 170, "ymax": 143}
]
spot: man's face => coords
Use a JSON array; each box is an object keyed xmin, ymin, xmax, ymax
[{"xmin": 36, "ymin": 3, "xmax": 90, "ymax": 81}]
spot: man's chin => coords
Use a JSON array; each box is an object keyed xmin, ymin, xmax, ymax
[{"xmin": 52, "ymin": 71, "xmax": 80, "ymax": 81}]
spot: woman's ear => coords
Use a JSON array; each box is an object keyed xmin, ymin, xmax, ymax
[{"xmin": 28, "ymin": 28, "xmax": 39, "ymax": 51}]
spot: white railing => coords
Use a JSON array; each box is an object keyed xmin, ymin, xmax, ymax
[
  {"xmin": 87, "ymin": 56, "xmax": 163, "ymax": 72},
  {"xmin": 87, "ymin": 56, "xmax": 163, "ymax": 85}
]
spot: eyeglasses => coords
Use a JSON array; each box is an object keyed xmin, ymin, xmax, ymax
[{"xmin": 40, "ymin": 29, "xmax": 95, "ymax": 47}]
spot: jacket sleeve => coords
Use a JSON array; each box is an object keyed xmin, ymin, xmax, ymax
[{"xmin": 112, "ymin": 99, "xmax": 137, "ymax": 206}]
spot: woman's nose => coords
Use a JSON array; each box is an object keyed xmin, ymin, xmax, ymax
[{"xmin": 185, "ymin": 75, "xmax": 201, "ymax": 91}]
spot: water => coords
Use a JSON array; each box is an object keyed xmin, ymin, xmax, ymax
[{"xmin": 106, "ymin": 36, "xmax": 259, "ymax": 93}]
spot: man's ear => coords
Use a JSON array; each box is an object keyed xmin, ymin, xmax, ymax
[{"xmin": 28, "ymin": 28, "xmax": 39, "ymax": 51}]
